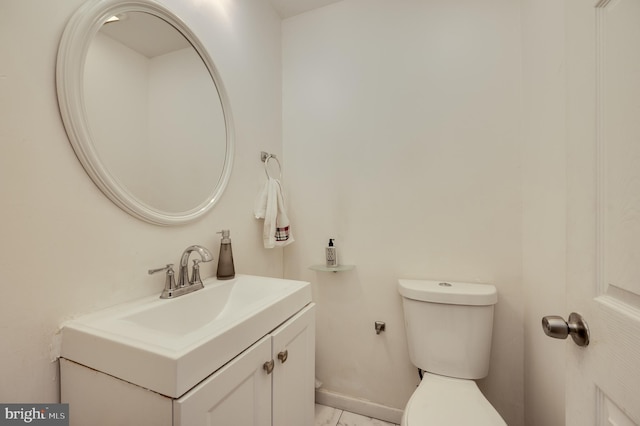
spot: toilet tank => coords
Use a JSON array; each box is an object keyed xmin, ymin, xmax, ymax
[{"xmin": 398, "ymin": 279, "xmax": 498, "ymax": 380}]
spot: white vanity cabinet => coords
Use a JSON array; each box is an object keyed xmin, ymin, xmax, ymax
[
  {"xmin": 61, "ymin": 303, "xmax": 315, "ymax": 426},
  {"xmin": 271, "ymin": 302, "xmax": 316, "ymax": 426},
  {"xmin": 174, "ymin": 303, "xmax": 316, "ymax": 426},
  {"xmin": 174, "ymin": 335, "xmax": 272, "ymax": 426}
]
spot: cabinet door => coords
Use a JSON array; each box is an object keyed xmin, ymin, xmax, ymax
[
  {"xmin": 174, "ymin": 335, "xmax": 272, "ymax": 426},
  {"xmin": 272, "ymin": 303, "xmax": 316, "ymax": 426},
  {"xmin": 61, "ymin": 358, "xmax": 172, "ymax": 426}
]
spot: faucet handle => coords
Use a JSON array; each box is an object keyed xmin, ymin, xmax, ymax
[
  {"xmin": 149, "ymin": 264, "xmax": 177, "ymax": 297},
  {"xmin": 191, "ymin": 259, "xmax": 203, "ymax": 285},
  {"xmin": 148, "ymin": 264, "xmax": 174, "ymax": 275}
]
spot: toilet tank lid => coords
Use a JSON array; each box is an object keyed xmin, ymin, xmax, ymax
[{"xmin": 398, "ymin": 279, "xmax": 497, "ymax": 306}]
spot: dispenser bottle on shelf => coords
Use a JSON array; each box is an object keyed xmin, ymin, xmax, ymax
[
  {"xmin": 216, "ymin": 230, "xmax": 235, "ymax": 280},
  {"xmin": 326, "ymin": 238, "xmax": 337, "ymax": 268}
]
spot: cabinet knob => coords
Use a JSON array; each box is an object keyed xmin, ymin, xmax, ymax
[
  {"xmin": 277, "ymin": 350, "xmax": 288, "ymax": 364},
  {"xmin": 263, "ymin": 359, "xmax": 274, "ymax": 374}
]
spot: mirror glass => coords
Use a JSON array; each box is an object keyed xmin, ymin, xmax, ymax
[{"xmin": 57, "ymin": 0, "xmax": 234, "ymax": 225}]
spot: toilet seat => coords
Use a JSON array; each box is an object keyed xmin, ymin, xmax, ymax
[{"xmin": 402, "ymin": 373, "xmax": 507, "ymax": 426}]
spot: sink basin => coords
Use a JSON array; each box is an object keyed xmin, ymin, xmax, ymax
[{"xmin": 60, "ymin": 275, "xmax": 311, "ymax": 398}]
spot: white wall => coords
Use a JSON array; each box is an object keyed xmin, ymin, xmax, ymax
[
  {"xmin": 148, "ymin": 46, "xmax": 227, "ymax": 211},
  {"xmin": 521, "ymin": 0, "xmax": 567, "ymax": 425},
  {"xmin": 85, "ymin": 31, "xmax": 150, "ymax": 202},
  {"xmin": 1, "ymin": 0, "xmax": 569, "ymax": 422},
  {"xmin": 282, "ymin": 1, "xmax": 524, "ymax": 424},
  {"xmin": 0, "ymin": 0, "xmax": 282, "ymax": 402}
]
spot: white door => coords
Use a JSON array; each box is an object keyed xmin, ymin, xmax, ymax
[{"xmin": 564, "ymin": 0, "xmax": 640, "ymax": 424}]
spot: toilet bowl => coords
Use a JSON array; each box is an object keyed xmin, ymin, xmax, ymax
[
  {"xmin": 398, "ymin": 279, "xmax": 506, "ymax": 426},
  {"xmin": 401, "ymin": 373, "xmax": 506, "ymax": 425}
]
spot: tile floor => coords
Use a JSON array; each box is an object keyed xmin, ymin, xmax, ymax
[{"xmin": 315, "ymin": 404, "xmax": 399, "ymax": 426}]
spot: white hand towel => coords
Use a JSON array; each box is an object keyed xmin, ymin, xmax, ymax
[{"xmin": 254, "ymin": 177, "xmax": 294, "ymax": 248}]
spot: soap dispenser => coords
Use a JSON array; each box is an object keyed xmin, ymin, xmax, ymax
[
  {"xmin": 216, "ymin": 230, "xmax": 235, "ymax": 280},
  {"xmin": 326, "ymin": 238, "xmax": 337, "ymax": 268}
]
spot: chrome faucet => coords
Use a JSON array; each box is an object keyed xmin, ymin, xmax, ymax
[
  {"xmin": 149, "ymin": 245, "xmax": 213, "ymax": 299},
  {"xmin": 177, "ymin": 245, "xmax": 213, "ymax": 288}
]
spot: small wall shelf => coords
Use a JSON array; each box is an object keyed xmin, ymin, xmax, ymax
[{"xmin": 309, "ymin": 265, "xmax": 355, "ymax": 273}]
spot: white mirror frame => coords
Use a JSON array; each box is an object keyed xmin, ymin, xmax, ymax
[{"xmin": 57, "ymin": 0, "xmax": 234, "ymax": 226}]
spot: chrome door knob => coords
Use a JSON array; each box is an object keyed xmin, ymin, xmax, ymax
[{"xmin": 542, "ymin": 312, "xmax": 590, "ymax": 347}]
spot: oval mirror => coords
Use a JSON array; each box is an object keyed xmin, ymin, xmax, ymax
[{"xmin": 57, "ymin": 0, "xmax": 234, "ymax": 225}]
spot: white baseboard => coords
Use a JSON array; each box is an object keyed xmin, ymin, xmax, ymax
[{"xmin": 315, "ymin": 388, "xmax": 404, "ymax": 425}]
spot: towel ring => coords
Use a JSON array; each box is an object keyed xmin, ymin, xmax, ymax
[{"xmin": 263, "ymin": 154, "xmax": 282, "ymax": 180}]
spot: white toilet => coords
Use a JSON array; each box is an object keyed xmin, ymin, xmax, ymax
[{"xmin": 398, "ymin": 279, "xmax": 507, "ymax": 425}]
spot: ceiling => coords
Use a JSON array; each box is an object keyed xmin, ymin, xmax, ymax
[
  {"xmin": 269, "ymin": 0, "xmax": 343, "ymax": 19},
  {"xmin": 100, "ymin": 12, "xmax": 190, "ymax": 58},
  {"xmin": 98, "ymin": 0, "xmax": 344, "ymax": 58}
]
